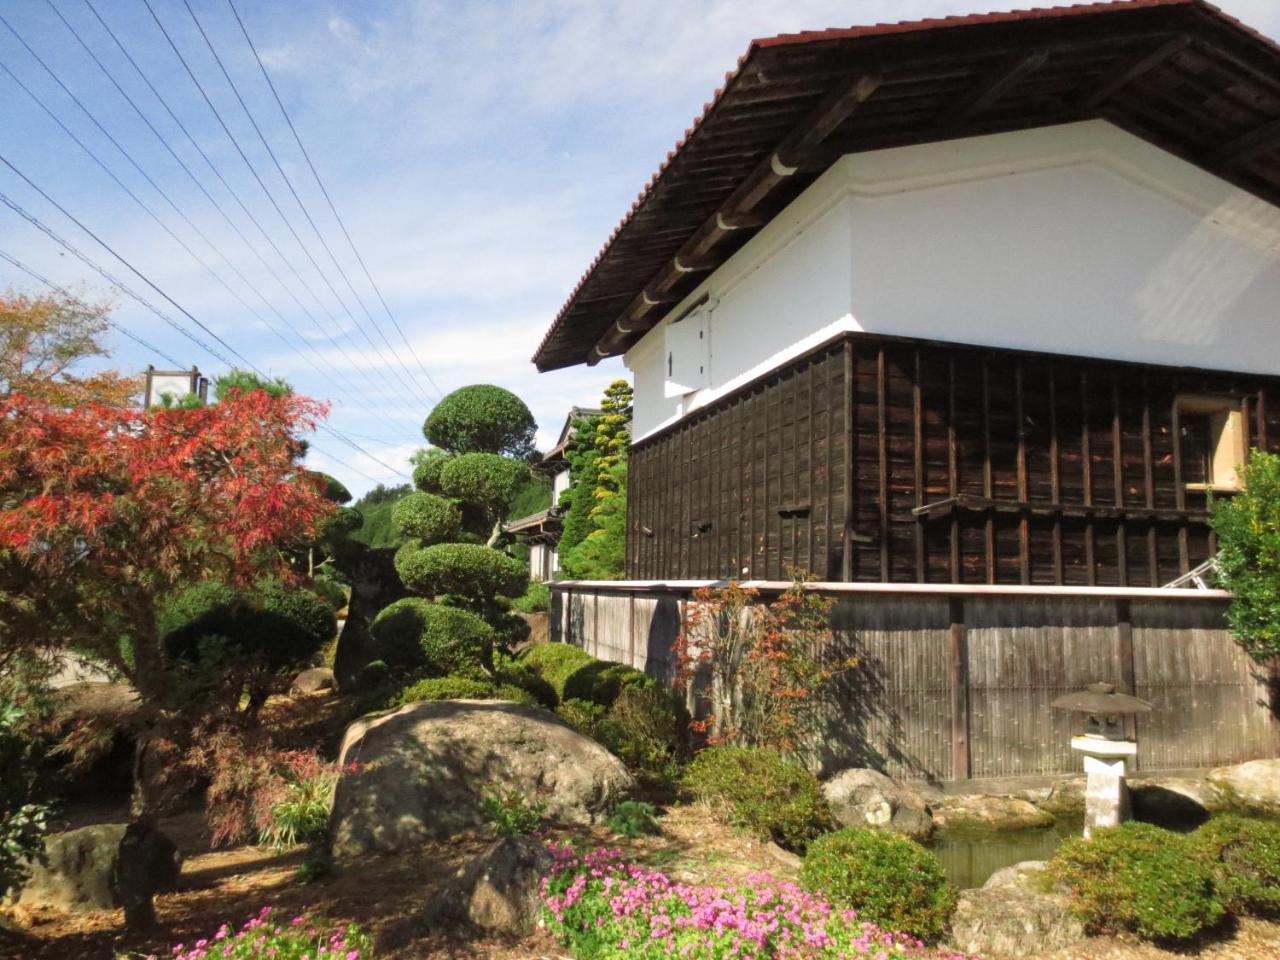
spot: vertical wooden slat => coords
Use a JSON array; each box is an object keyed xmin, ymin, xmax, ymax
[
  {"xmin": 982, "ymin": 359, "xmax": 995, "ymax": 583},
  {"xmin": 914, "ymin": 348, "xmax": 926, "ymax": 582},
  {"xmin": 1116, "ymin": 598, "xmax": 1137, "ymax": 746},
  {"xmin": 948, "ymin": 354, "xmax": 960, "ymax": 583},
  {"xmin": 1015, "ymin": 361, "xmax": 1030, "ymax": 584},
  {"xmin": 1258, "ymin": 388, "xmax": 1269, "ymax": 451},
  {"xmin": 1112, "ymin": 371, "xmax": 1128, "ymax": 586},
  {"xmin": 878, "ymin": 347, "xmax": 889, "ymax": 581},
  {"xmin": 807, "ymin": 361, "xmax": 816, "ymax": 574},
  {"xmin": 842, "ymin": 341, "xmax": 855, "ymax": 581},
  {"xmin": 1049, "ymin": 364, "xmax": 1063, "ymax": 584},
  {"xmin": 949, "ymin": 596, "xmax": 971, "ymax": 780},
  {"xmin": 1172, "ymin": 400, "xmax": 1190, "ymax": 572},
  {"xmin": 1141, "ymin": 376, "xmax": 1157, "ymax": 586}
]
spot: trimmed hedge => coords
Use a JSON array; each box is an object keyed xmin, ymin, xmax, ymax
[
  {"xmin": 394, "ymin": 542, "xmax": 528, "ymax": 601},
  {"xmin": 800, "ymin": 827, "xmax": 956, "ymax": 942},
  {"xmin": 424, "ymin": 384, "xmax": 536, "ymax": 458},
  {"xmin": 412, "ymin": 447, "xmax": 450, "ymax": 494},
  {"xmin": 1194, "ymin": 814, "xmax": 1280, "ymax": 915},
  {"xmin": 369, "ymin": 597, "xmax": 494, "ymax": 676},
  {"xmin": 683, "ymin": 747, "xmax": 833, "ymax": 853},
  {"xmin": 519, "ymin": 642, "xmax": 655, "ymax": 706},
  {"xmin": 519, "ymin": 643, "xmax": 595, "ymax": 698},
  {"xmin": 439, "ymin": 453, "xmax": 529, "ymax": 517},
  {"xmin": 493, "ymin": 652, "xmax": 558, "ymax": 708},
  {"xmin": 1051, "ymin": 821, "xmax": 1224, "ymax": 940},
  {"xmin": 391, "ymin": 491, "xmax": 461, "ymax": 544},
  {"xmin": 158, "ymin": 578, "xmax": 335, "ymax": 669},
  {"xmin": 393, "ymin": 674, "xmax": 537, "ymax": 708},
  {"xmin": 510, "ymin": 581, "xmax": 550, "ymax": 614}
]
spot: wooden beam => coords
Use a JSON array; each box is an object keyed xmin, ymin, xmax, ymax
[
  {"xmin": 1081, "ymin": 36, "xmax": 1189, "ymax": 110},
  {"xmin": 1208, "ymin": 116, "xmax": 1280, "ymax": 167},
  {"xmin": 944, "ymin": 50, "xmax": 1049, "ymax": 128},
  {"xmin": 590, "ymin": 74, "xmax": 882, "ymax": 361},
  {"xmin": 948, "ymin": 597, "xmax": 971, "ymax": 780}
]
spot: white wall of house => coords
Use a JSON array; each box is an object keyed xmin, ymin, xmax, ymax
[
  {"xmin": 624, "ymin": 119, "xmax": 1280, "ymax": 440},
  {"xmin": 529, "ymin": 542, "xmax": 558, "ymax": 582},
  {"xmin": 552, "ymin": 466, "xmax": 572, "ymax": 501}
]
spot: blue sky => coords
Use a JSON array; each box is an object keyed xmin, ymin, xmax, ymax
[{"xmin": 3, "ymin": 0, "xmax": 1278, "ymax": 496}]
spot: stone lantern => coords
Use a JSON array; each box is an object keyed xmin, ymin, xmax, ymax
[{"xmin": 1051, "ymin": 682, "xmax": 1153, "ymax": 838}]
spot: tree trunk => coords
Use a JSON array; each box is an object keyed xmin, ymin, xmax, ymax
[{"xmin": 333, "ymin": 546, "xmax": 405, "ymax": 690}]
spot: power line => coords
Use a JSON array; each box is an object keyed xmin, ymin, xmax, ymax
[
  {"xmin": 79, "ymin": 0, "xmax": 420, "ymax": 415},
  {"xmin": 25, "ymin": 2, "xmax": 426, "ymax": 426},
  {"xmin": 0, "ymin": 245, "xmax": 185, "ymax": 368},
  {"xmin": 180, "ymin": 0, "xmax": 436, "ymax": 410},
  {"xmin": 225, "ymin": 0, "xmax": 446, "ymax": 401},
  {"xmin": 139, "ymin": 0, "xmax": 427, "ymax": 408},
  {"xmin": 0, "ymin": 179, "xmax": 409, "ymax": 479}
]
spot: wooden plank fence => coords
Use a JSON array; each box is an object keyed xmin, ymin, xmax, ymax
[{"xmin": 550, "ymin": 581, "xmax": 1276, "ymax": 782}]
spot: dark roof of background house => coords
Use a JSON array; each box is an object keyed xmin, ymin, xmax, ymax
[{"xmin": 533, "ymin": 0, "xmax": 1280, "ymax": 371}]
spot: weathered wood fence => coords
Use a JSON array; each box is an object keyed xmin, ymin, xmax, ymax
[{"xmin": 550, "ymin": 581, "xmax": 1277, "ymax": 783}]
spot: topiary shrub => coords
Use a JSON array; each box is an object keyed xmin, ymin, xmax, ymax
[
  {"xmin": 393, "ymin": 674, "xmax": 537, "ymax": 708},
  {"xmin": 493, "ymin": 652, "xmax": 558, "ymax": 708},
  {"xmin": 394, "ymin": 542, "xmax": 528, "ymax": 601},
  {"xmin": 519, "ymin": 643, "xmax": 596, "ymax": 699},
  {"xmin": 1051, "ymin": 821, "xmax": 1225, "ymax": 940},
  {"xmin": 439, "ymin": 453, "xmax": 529, "ymax": 520},
  {"xmin": 310, "ymin": 574, "xmax": 348, "ymax": 613},
  {"xmin": 556, "ymin": 697, "xmax": 608, "ymax": 739},
  {"xmin": 159, "ymin": 578, "xmax": 335, "ymax": 669},
  {"xmin": 562, "ymin": 660, "xmax": 655, "ymax": 707},
  {"xmin": 800, "ymin": 827, "xmax": 956, "ymax": 942},
  {"xmin": 424, "ymin": 384, "xmax": 536, "ymax": 458},
  {"xmin": 369, "ymin": 597, "xmax": 494, "ymax": 677},
  {"xmin": 412, "ymin": 447, "xmax": 451, "ymax": 494},
  {"xmin": 1194, "ymin": 814, "xmax": 1280, "ymax": 915},
  {"xmin": 683, "ymin": 746, "xmax": 833, "ymax": 852},
  {"xmin": 391, "ymin": 491, "xmax": 461, "ymax": 544},
  {"xmin": 605, "ymin": 684, "xmax": 684, "ymax": 778}
]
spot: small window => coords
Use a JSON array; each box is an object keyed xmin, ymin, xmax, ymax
[
  {"xmin": 1177, "ymin": 395, "xmax": 1245, "ymax": 493},
  {"xmin": 663, "ymin": 305, "xmax": 710, "ymax": 398}
]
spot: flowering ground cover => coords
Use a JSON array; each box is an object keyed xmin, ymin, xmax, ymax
[
  {"xmin": 153, "ymin": 907, "xmax": 372, "ymax": 960},
  {"xmin": 540, "ymin": 843, "xmax": 975, "ymax": 960}
]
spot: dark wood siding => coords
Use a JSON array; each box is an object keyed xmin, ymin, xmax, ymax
[{"xmin": 627, "ymin": 332, "xmax": 1280, "ymax": 584}]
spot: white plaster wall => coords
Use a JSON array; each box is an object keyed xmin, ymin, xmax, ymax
[
  {"xmin": 625, "ymin": 120, "xmax": 1280, "ymax": 441},
  {"xmin": 552, "ymin": 466, "xmax": 572, "ymax": 500}
]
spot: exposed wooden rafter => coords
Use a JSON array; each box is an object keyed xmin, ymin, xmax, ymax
[
  {"xmin": 1209, "ymin": 116, "xmax": 1280, "ymax": 166},
  {"xmin": 588, "ymin": 74, "xmax": 883, "ymax": 363},
  {"xmin": 943, "ymin": 50, "xmax": 1049, "ymax": 128},
  {"xmin": 1081, "ymin": 35, "xmax": 1190, "ymax": 110}
]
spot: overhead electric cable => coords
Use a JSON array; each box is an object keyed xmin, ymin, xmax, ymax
[
  {"xmin": 79, "ymin": 0, "xmax": 423, "ymax": 414},
  {"xmin": 0, "ymin": 182, "xmax": 409, "ymax": 478},
  {"xmin": 0, "ymin": 245, "xmax": 186, "ymax": 368},
  {"xmin": 139, "ymin": 0, "xmax": 427, "ymax": 407},
  {"xmin": 226, "ymin": 0, "xmax": 446, "ymax": 401}
]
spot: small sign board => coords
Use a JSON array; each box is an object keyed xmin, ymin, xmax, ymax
[{"xmin": 143, "ymin": 366, "xmax": 209, "ymax": 408}]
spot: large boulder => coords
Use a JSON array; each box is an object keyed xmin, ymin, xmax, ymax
[
  {"xmin": 1130, "ymin": 777, "xmax": 1226, "ymax": 826},
  {"xmin": 330, "ymin": 700, "xmax": 632, "ymax": 858},
  {"xmin": 290, "ymin": 667, "xmax": 335, "ymax": 695},
  {"xmin": 423, "ymin": 835, "xmax": 553, "ymax": 935},
  {"xmin": 932, "ymin": 795, "xmax": 1054, "ymax": 832},
  {"xmin": 1209, "ymin": 759, "xmax": 1280, "ymax": 814},
  {"xmin": 822, "ymin": 768, "xmax": 933, "ymax": 839},
  {"xmin": 1037, "ymin": 778, "xmax": 1086, "ymax": 818},
  {"xmin": 13, "ymin": 823, "xmax": 180, "ymax": 913},
  {"xmin": 949, "ymin": 859, "xmax": 1085, "ymax": 958}
]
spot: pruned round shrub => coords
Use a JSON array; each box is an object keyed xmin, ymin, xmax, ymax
[
  {"xmin": 563, "ymin": 660, "xmax": 655, "ymax": 707},
  {"xmin": 424, "ymin": 384, "xmax": 536, "ymax": 459},
  {"xmin": 369, "ymin": 597, "xmax": 494, "ymax": 676},
  {"xmin": 393, "ymin": 674, "xmax": 537, "ymax": 708},
  {"xmin": 319, "ymin": 472, "xmax": 352, "ymax": 504},
  {"xmin": 412, "ymin": 447, "xmax": 451, "ymax": 494},
  {"xmin": 683, "ymin": 746, "xmax": 833, "ymax": 852},
  {"xmin": 439, "ymin": 453, "xmax": 529, "ymax": 518},
  {"xmin": 310, "ymin": 574, "xmax": 348, "ymax": 612},
  {"xmin": 395, "ymin": 542, "xmax": 528, "ymax": 601},
  {"xmin": 556, "ymin": 697, "xmax": 608, "ymax": 738},
  {"xmin": 519, "ymin": 642, "xmax": 596, "ymax": 699},
  {"xmin": 606, "ymin": 684, "xmax": 684, "ymax": 776},
  {"xmin": 322, "ymin": 505, "xmax": 363, "ymax": 539},
  {"xmin": 511, "ymin": 581, "xmax": 550, "ymax": 614},
  {"xmin": 1051, "ymin": 821, "xmax": 1225, "ymax": 940},
  {"xmin": 493, "ymin": 652, "xmax": 558, "ymax": 708},
  {"xmin": 159, "ymin": 578, "xmax": 335, "ymax": 669},
  {"xmin": 1195, "ymin": 814, "xmax": 1280, "ymax": 915},
  {"xmin": 391, "ymin": 491, "xmax": 461, "ymax": 544},
  {"xmin": 800, "ymin": 827, "xmax": 956, "ymax": 941}
]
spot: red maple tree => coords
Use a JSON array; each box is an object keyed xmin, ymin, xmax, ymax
[{"xmin": 0, "ymin": 390, "xmax": 333, "ymax": 843}]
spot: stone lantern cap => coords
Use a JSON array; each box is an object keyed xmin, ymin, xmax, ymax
[{"xmin": 1051, "ymin": 682, "xmax": 1153, "ymax": 715}]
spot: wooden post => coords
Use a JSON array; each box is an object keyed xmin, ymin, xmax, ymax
[
  {"xmin": 1116, "ymin": 598, "xmax": 1138, "ymax": 753},
  {"xmin": 628, "ymin": 593, "xmax": 637, "ymax": 670},
  {"xmin": 842, "ymin": 340, "xmax": 855, "ymax": 582},
  {"xmin": 948, "ymin": 596, "xmax": 971, "ymax": 780}
]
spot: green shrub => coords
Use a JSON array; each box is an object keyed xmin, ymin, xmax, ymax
[
  {"xmin": 1051, "ymin": 821, "xmax": 1224, "ymax": 940},
  {"xmin": 412, "ymin": 447, "xmax": 451, "ymax": 494},
  {"xmin": 394, "ymin": 542, "xmax": 528, "ymax": 601},
  {"xmin": 393, "ymin": 674, "xmax": 537, "ymax": 708},
  {"xmin": 1210, "ymin": 450, "xmax": 1280, "ymax": 661},
  {"xmin": 511, "ymin": 581, "xmax": 551, "ymax": 614},
  {"xmin": 605, "ymin": 684, "xmax": 683, "ymax": 777},
  {"xmin": 481, "ymin": 788, "xmax": 545, "ymax": 836},
  {"xmin": 158, "ymin": 578, "xmax": 335, "ymax": 669},
  {"xmin": 259, "ymin": 753, "xmax": 337, "ymax": 850},
  {"xmin": 440, "ymin": 453, "xmax": 529, "ymax": 519},
  {"xmin": 800, "ymin": 827, "xmax": 956, "ymax": 942},
  {"xmin": 683, "ymin": 747, "xmax": 833, "ymax": 852},
  {"xmin": 607, "ymin": 800, "xmax": 660, "ymax": 838},
  {"xmin": 563, "ymin": 660, "xmax": 655, "ymax": 707},
  {"xmin": 369, "ymin": 598, "xmax": 494, "ymax": 676},
  {"xmin": 391, "ymin": 491, "xmax": 461, "ymax": 544},
  {"xmin": 488, "ymin": 608, "xmax": 532, "ymax": 650},
  {"xmin": 493, "ymin": 652, "xmax": 558, "ymax": 708},
  {"xmin": 1195, "ymin": 814, "xmax": 1280, "ymax": 915},
  {"xmin": 557, "ymin": 697, "xmax": 608, "ymax": 738},
  {"xmin": 310, "ymin": 574, "xmax": 348, "ymax": 613},
  {"xmin": 355, "ymin": 659, "xmax": 391, "ymax": 692},
  {"xmin": 519, "ymin": 642, "xmax": 596, "ymax": 696},
  {"xmin": 425, "ymin": 384, "xmax": 536, "ymax": 458},
  {"xmin": 0, "ymin": 703, "xmax": 49, "ymax": 896}
]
